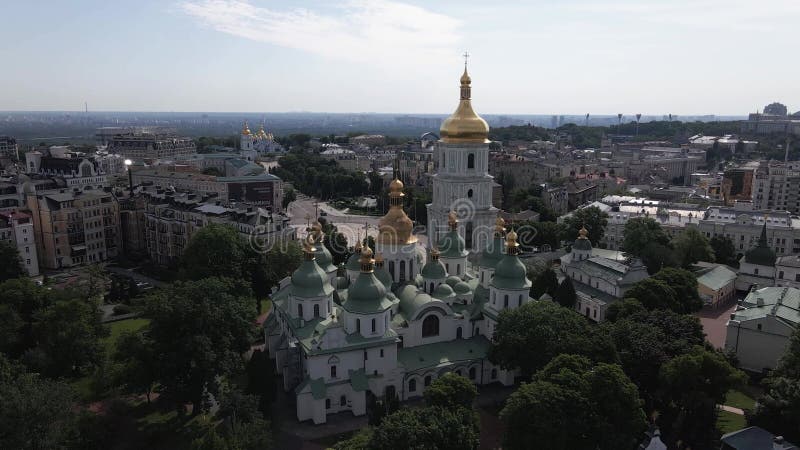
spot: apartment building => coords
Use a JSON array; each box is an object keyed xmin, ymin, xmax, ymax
[
  {"xmin": 108, "ymin": 132, "xmax": 196, "ymax": 161},
  {"xmin": 752, "ymin": 161, "xmax": 800, "ymax": 215},
  {"xmin": 26, "ymin": 189, "xmax": 121, "ymax": 269},
  {"xmin": 0, "ymin": 211, "xmax": 39, "ymax": 276}
]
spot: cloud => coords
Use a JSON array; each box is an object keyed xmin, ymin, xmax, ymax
[{"xmin": 180, "ymin": 0, "xmax": 462, "ymax": 64}]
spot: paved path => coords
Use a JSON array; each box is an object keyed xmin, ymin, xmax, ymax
[
  {"xmin": 694, "ymin": 301, "xmax": 738, "ymax": 349},
  {"xmin": 105, "ymin": 265, "xmax": 167, "ymax": 288},
  {"xmin": 720, "ymin": 404, "xmax": 745, "ymax": 415}
]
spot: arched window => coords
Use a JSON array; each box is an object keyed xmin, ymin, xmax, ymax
[
  {"xmin": 422, "ymin": 315, "xmax": 440, "ymax": 337},
  {"xmin": 409, "ymin": 260, "xmax": 413, "ymax": 277},
  {"xmin": 467, "ymin": 189, "xmax": 473, "ymax": 198},
  {"xmin": 424, "ymin": 375, "xmax": 432, "ymax": 386},
  {"xmin": 409, "ymin": 378, "xmax": 417, "ymax": 392},
  {"xmin": 340, "ymin": 395, "xmax": 347, "ymax": 406},
  {"xmin": 518, "ymin": 294, "xmax": 523, "ymax": 306},
  {"xmin": 446, "ymin": 263, "xmax": 450, "ymax": 272},
  {"xmin": 298, "ymin": 304, "xmax": 303, "ymax": 317},
  {"xmin": 456, "ymin": 327, "xmax": 463, "ymax": 339},
  {"xmin": 388, "ymin": 261, "xmax": 395, "ymax": 281},
  {"xmin": 331, "ymin": 365, "xmax": 337, "ymax": 378},
  {"xmin": 371, "ymin": 318, "xmax": 376, "ymax": 333},
  {"xmin": 313, "ymin": 304, "xmax": 320, "ymax": 317},
  {"xmin": 456, "ymin": 264, "xmax": 460, "ymax": 274},
  {"xmin": 429, "ymin": 282, "xmax": 434, "ymax": 293},
  {"xmin": 469, "ymin": 367, "xmax": 476, "ymax": 380},
  {"xmin": 356, "ymin": 318, "xmax": 361, "ymax": 333},
  {"xmin": 491, "ymin": 368, "xmax": 497, "ymax": 380},
  {"xmin": 468, "ymin": 153, "xmax": 475, "ymax": 169},
  {"xmin": 465, "ymin": 222, "xmax": 473, "ymax": 249},
  {"xmin": 504, "ymin": 294, "xmax": 508, "ymax": 308},
  {"xmin": 399, "ymin": 260, "xmax": 406, "ymax": 281}
]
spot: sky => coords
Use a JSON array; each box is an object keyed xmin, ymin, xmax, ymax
[{"xmin": 1, "ymin": 0, "xmax": 798, "ymax": 115}]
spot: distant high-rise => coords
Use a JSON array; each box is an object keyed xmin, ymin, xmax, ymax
[
  {"xmin": 108, "ymin": 131, "xmax": 196, "ymax": 161},
  {"xmin": 0, "ymin": 136, "xmax": 18, "ymax": 160}
]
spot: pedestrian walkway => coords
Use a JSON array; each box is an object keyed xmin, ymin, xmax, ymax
[{"xmin": 720, "ymin": 404, "xmax": 745, "ymax": 415}]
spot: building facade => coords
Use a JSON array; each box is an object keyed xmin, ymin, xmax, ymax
[
  {"xmin": 0, "ymin": 211, "xmax": 39, "ymax": 277},
  {"xmin": 108, "ymin": 132, "xmax": 196, "ymax": 161}
]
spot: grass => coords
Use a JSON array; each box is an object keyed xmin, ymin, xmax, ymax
[
  {"xmin": 724, "ymin": 389, "xmax": 756, "ymax": 411},
  {"xmin": 260, "ymin": 298, "xmax": 272, "ymax": 315},
  {"xmin": 717, "ymin": 409, "xmax": 747, "ymax": 434},
  {"xmin": 103, "ymin": 318, "xmax": 150, "ymax": 353}
]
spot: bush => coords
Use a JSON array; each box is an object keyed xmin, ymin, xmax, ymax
[{"xmin": 113, "ymin": 304, "xmax": 132, "ymax": 316}]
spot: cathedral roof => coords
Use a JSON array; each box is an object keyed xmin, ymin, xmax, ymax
[
  {"xmin": 290, "ymin": 235, "xmax": 334, "ymax": 298},
  {"xmin": 445, "ymin": 275, "xmax": 462, "ymax": 287},
  {"xmin": 439, "ymin": 65, "xmax": 490, "ymax": 144},
  {"xmin": 454, "ymin": 281, "xmax": 472, "ymax": 295},
  {"xmin": 491, "ymin": 231, "xmax": 532, "ymax": 290},
  {"xmin": 432, "ymin": 283, "xmax": 456, "ymax": 300},
  {"xmin": 479, "ymin": 218, "xmax": 507, "ymax": 269},
  {"xmin": 573, "ymin": 226, "xmax": 593, "ymax": 251},
  {"xmin": 421, "ymin": 248, "xmax": 447, "ymax": 279},
  {"xmin": 377, "ymin": 177, "xmax": 417, "ymax": 245}
]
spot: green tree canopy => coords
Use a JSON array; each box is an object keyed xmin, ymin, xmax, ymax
[
  {"xmin": 652, "ymin": 267, "xmax": 702, "ymax": 313},
  {"xmin": 490, "ymin": 301, "xmax": 617, "ymax": 378},
  {"xmin": 500, "ymin": 354, "xmax": 646, "ymax": 450},
  {"xmin": 710, "ymin": 235, "xmax": 738, "ymax": 266},
  {"xmin": 561, "ymin": 206, "xmax": 608, "ymax": 246},
  {"xmin": 112, "ymin": 329, "xmax": 158, "ymax": 403},
  {"xmin": 672, "ymin": 227, "xmax": 715, "ymax": 267},
  {"xmin": 530, "ymin": 267, "xmax": 559, "ymax": 300},
  {"xmin": 142, "ymin": 277, "xmax": 256, "ymax": 412},
  {"xmin": 625, "ymin": 278, "xmax": 680, "ymax": 312},
  {"xmin": 553, "ymin": 276, "xmax": 577, "ymax": 308},
  {"xmin": 367, "ymin": 406, "xmax": 479, "ymax": 450},
  {"xmin": 424, "ymin": 372, "xmax": 477, "ymax": 410},
  {"xmin": 0, "ymin": 240, "xmax": 24, "ymax": 283},
  {"xmin": 622, "ymin": 217, "xmax": 671, "ymax": 256},
  {"xmin": 750, "ymin": 328, "xmax": 800, "ymax": 443},
  {"xmin": 181, "ymin": 224, "xmax": 247, "ymax": 280}
]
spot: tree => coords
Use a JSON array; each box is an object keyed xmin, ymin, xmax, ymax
[
  {"xmin": 181, "ymin": 224, "xmax": 247, "ymax": 280},
  {"xmin": 553, "ymin": 276, "xmax": 577, "ymax": 308},
  {"xmin": 652, "ymin": 267, "xmax": 702, "ymax": 313},
  {"xmin": 112, "ymin": 330, "xmax": 157, "ymax": 403},
  {"xmin": 710, "ymin": 235, "xmax": 738, "ymax": 266},
  {"xmin": 530, "ymin": 267, "xmax": 559, "ymax": 300},
  {"xmin": 490, "ymin": 301, "xmax": 617, "ymax": 378},
  {"xmin": 605, "ymin": 298, "xmax": 645, "ymax": 322},
  {"xmin": 672, "ymin": 227, "xmax": 714, "ymax": 267},
  {"xmin": 368, "ymin": 407, "xmax": 479, "ymax": 450},
  {"xmin": 657, "ymin": 346, "xmax": 746, "ymax": 449},
  {"xmin": 530, "ymin": 221, "xmax": 562, "ymax": 249},
  {"xmin": 0, "ymin": 362, "xmax": 79, "ymax": 450},
  {"xmin": 143, "ymin": 277, "xmax": 256, "ymax": 413},
  {"xmin": 625, "ymin": 278, "xmax": 680, "ymax": 312},
  {"xmin": 0, "ymin": 240, "xmax": 24, "ymax": 282},
  {"xmin": 424, "ymin": 372, "xmax": 477, "ymax": 410},
  {"xmin": 246, "ymin": 349, "xmax": 276, "ymax": 414},
  {"xmin": 500, "ymin": 354, "xmax": 646, "ymax": 450},
  {"xmin": 281, "ymin": 187, "xmax": 297, "ymax": 210},
  {"xmin": 29, "ymin": 298, "xmax": 108, "ymax": 378},
  {"xmin": 561, "ymin": 206, "xmax": 608, "ymax": 246},
  {"xmin": 749, "ymin": 328, "xmax": 800, "ymax": 442},
  {"xmin": 622, "ymin": 217, "xmax": 671, "ymax": 257},
  {"xmin": 261, "ymin": 240, "xmax": 303, "ymax": 294},
  {"xmin": 640, "ymin": 241, "xmax": 679, "ymax": 274}
]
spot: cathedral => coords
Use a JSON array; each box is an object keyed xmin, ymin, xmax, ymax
[
  {"xmin": 240, "ymin": 121, "xmax": 283, "ymax": 160},
  {"xmin": 265, "ymin": 66, "xmax": 531, "ymax": 424}
]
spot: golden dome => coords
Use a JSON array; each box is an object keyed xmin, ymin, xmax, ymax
[
  {"xmin": 359, "ymin": 245, "xmax": 375, "ymax": 272},
  {"xmin": 375, "ymin": 252, "xmax": 384, "ymax": 263},
  {"xmin": 439, "ymin": 66, "xmax": 489, "ymax": 144},
  {"xmin": 354, "ymin": 239, "xmax": 363, "ymax": 252},
  {"xmin": 378, "ymin": 177, "xmax": 417, "ymax": 245},
  {"xmin": 494, "ymin": 216, "xmax": 506, "ymax": 235},
  {"xmin": 242, "ymin": 121, "xmax": 251, "ymax": 135},
  {"xmin": 505, "ymin": 229, "xmax": 520, "ymax": 255},
  {"xmin": 578, "ymin": 226, "xmax": 589, "ymax": 239},
  {"xmin": 448, "ymin": 210, "xmax": 458, "ymax": 230}
]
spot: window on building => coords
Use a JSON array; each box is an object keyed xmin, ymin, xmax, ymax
[
  {"xmin": 757, "ymin": 323, "xmax": 763, "ymax": 331},
  {"xmin": 340, "ymin": 395, "xmax": 347, "ymax": 406},
  {"xmin": 468, "ymin": 153, "xmax": 475, "ymax": 169},
  {"xmin": 313, "ymin": 304, "xmax": 320, "ymax": 317},
  {"xmin": 504, "ymin": 295, "xmax": 508, "ymax": 308},
  {"xmin": 399, "ymin": 260, "xmax": 406, "ymax": 281},
  {"xmin": 326, "ymin": 399, "xmax": 331, "ymax": 409},
  {"xmin": 409, "ymin": 379, "xmax": 417, "ymax": 392},
  {"xmin": 429, "ymin": 282, "xmax": 434, "ymax": 293},
  {"xmin": 754, "ymin": 268, "xmax": 759, "ymax": 275},
  {"xmin": 424, "ymin": 376, "xmax": 431, "ymax": 386},
  {"xmin": 331, "ymin": 365, "xmax": 337, "ymax": 378},
  {"xmin": 469, "ymin": 367, "xmax": 476, "ymax": 380},
  {"xmin": 456, "ymin": 264, "xmax": 460, "ymax": 274},
  {"xmin": 356, "ymin": 319, "xmax": 361, "ymax": 333},
  {"xmin": 380, "ymin": 349, "xmax": 384, "ymax": 358},
  {"xmin": 491, "ymin": 369, "xmax": 497, "ymax": 380},
  {"xmin": 467, "ymin": 189, "xmax": 473, "ymax": 198},
  {"xmin": 298, "ymin": 304, "xmax": 303, "ymax": 317},
  {"xmin": 422, "ymin": 315, "xmax": 440, "ymax": 337},
  {"xmin": 456, "ymin": 327, "xmax": 462, "ymax": 339},
  {"xmin": 779, "ymin": 271, "xmax": 785, "ymax": 279},
  {"xmin": 364, "ymin": 350, "xmax": 368, "ymax": 360}
]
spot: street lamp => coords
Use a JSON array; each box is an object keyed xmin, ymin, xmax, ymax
[{"xmin": 124, "ymin": 159, "xmax": 133, "ymax": 195}]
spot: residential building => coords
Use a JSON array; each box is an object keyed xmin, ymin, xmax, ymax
[
  {"xmin": 26, "ymin": 188, "xmax": 121, "ymax": 269},
  {"xmin": 776, "ymin": 255, "xmax": 800, "ymax": 289},
  {"xmin": 722, "ymin": 165, "xmax": 756, "ymax": 206},
  {"xmin": 721, "ymin": 426, "xmax": 797, "ymax": 450},
  {"xmin": 0, "ymin": 136, "xmax": 18, "ymax": 160},
  {"xmin": 540, "ymin": 183, "xmax": 568, "ymax": 215},
  {"xmin": 108, "ymin": 132, "xmax": 196, "ymax": 161},
  {"xmin": 566, "ymin": 179, "xmax": 598, "ymax": 210},
  {"xmin": 752, "ymin": 161, "xmax": 800, "ymax": 215},
  {"xmin": 696, "ymin": 264, "xmax": 737, "ymax": 308},
  {"xmin": 25, "ymin": 149, "xmax": 108, "ymax": 192},
  {"xmin": 0, "ymin": 211, "xmax": 39, "ymax": 276},
  {"xmin": 725, "ymin": 286, "xmax": 800, "ymax": 372},
  {"xmin": 698, "ymin": 205, "xmax": 800, "ymax": 257}
]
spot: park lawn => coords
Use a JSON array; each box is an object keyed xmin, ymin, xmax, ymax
[
  {"xmin": 103, "ymin": 317, "xmax": 150, "ymax": 353},
  {"xmin": 260, "ymin": 299, "xmax": 272, "ymax": 315},
  {"xmin": 717, "ymin": 410, "xmax": 747, "ymax": 434},
  {"xmin": 724, "ymin": 389, "xmax": 756, "ymax": 411}
]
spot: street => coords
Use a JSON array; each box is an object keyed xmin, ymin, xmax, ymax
[{"xmin": 288, "ymin": 194, "xmax": 382, "ymax": 246}]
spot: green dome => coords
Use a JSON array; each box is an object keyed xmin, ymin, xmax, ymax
[
  {"xmin": 332, "ymin": 275, "xmax": 350, "ymax": 290},
  {"xmin": 745, "ymin": 223, "xmax": 776, "ymax": 266},
  {"xmin": 291, "ymin": 260, "xmax": 334, "ymax": 298},
  {"xmin": 438, "ymin": 230, "xmax": 467, "ymax": 258},
  {"xmin": 374, "ymin": 265, "xmax": 393, "ymax": 289},
  {"xmin": 479, "ymin": 236, "xmax": 505, "ymax": 269},
  {"xmin": 573, "ymin": 237, "xmax": 592, "ymax": 251},
  {"xmin": 454, "ymin": 281, "xmax": 471, "ymax": 295},
  {"xmin": 343, "ymin": 273, "xmax": 392, "ymax": 314},
  {"xmin": 421, "ymin": 259, "xmax": 447, "ymax": 279},
  {"xmin": 491, "ymin": 254, "xmax": 532, "ymax": 290},
  {"xmin": 445, "ymin": 275, "xmax": 461, "ymax": 287},
  {"xmin": 433, "ymin": 283, "xmax": 455, "ymax": 300},
  {"xmin": 313, "ymin": 240, "xmax": 337, "ymax": 273},
  {"xmin": 346, "ymin": 251, "xmax": 362, "ymax": 272}
]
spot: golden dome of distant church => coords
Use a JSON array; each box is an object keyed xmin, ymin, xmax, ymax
[
  {"xmin": 439, "ymin": 63, "xmax": 490, "ymax": 144},
  {"xmin": 377, "ymin": 175, "xmax": 417, "ymax": 245}
]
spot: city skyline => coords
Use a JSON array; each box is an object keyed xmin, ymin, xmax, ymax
[{"xmin": 1, "ymin": 0, "xmax": 799, "ymax": 115}]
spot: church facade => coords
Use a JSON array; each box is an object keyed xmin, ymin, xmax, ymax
[{"xmin": 265, "ymin": 67, "xmax": 531, "ymax": 424}]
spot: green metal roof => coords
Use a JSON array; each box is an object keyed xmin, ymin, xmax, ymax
[
  {"xmin": 421, "ymin": 259, "xmax": 447, "ymax": 279},
  {"xmin": 491, "ymin": 254, "xmax": 532, "ymax": 290},
  {"xmin": 374, "ymin": 265, "xmax": 393, "ymax": 289},
  {"xmin": 731, "ymin": 287, "xmax": 800, "ymax": 327},
  {"xmin": 433, "ymin": 283, "xmax": 456, "ymax": 300},
  {"xmin": 313, "ymin": 240, "xmax": 337, "ymax": 273},
  {"xmin": 438, "ymin": 230, "xmax": 467, "ymax": 258},
  {"xmin": 573, "ymin": 237, "xmax": 592, "ymax": 251},
  {"xmin": 290, "ymin": 259, "xmax": 335, "ymax": 298},
  {"xmin": 454, "ymin": 281, "xmax": 471, "ymax": 295},
  {"xmin": 697, "ymin": 265, "xmax": 737, "ymax": 291},
  {"xmin": 349, "ymin": 368, "xmax": 369, "ymax": 392},
  {"xmin": 445, "ymin": 275, "xmax": 462, "ymax": 287},
  {"xmin": 397, "ymin": 336, "xmax": 492, "ymax": 372},
  {"xmin": 346, "ymin": 251, "xmax": 362, "ymax": 271},
  {"xmin": 341, "ymin": 272, "xmax": 392, "ymax": 314},
  {"xmin": 295, "ymin": 377, "xmax": 327, "ymax": 400},
  {"xmin": 479, "ymin": 236, "xmax": 505, "ymax": 269}
]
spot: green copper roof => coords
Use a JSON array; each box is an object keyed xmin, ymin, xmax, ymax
[
  {"xmin": 291, "ymin": 259, "xmax": 334, "ymax": 298},
  {"xmin": 397, "ymin": 285, "xmax": 446, "ymax": 319},
  {"xmin": 491, "ymin": 254, "xmax": 532, "ymax": 290},
  {"xmin": 438, "ymin": 230, "xmax": 467, "ymax": 258},
  {"xmin": 295, "ymin": 377, "xmax": 327, "ymax": 400},
  {"xmin": 346, "ymin": 251, "xmax": 362, "ymax": 271},
  {"xmin": 745, "ymin": 223, "xmax": 777, "ymax": 266},
  {"xmin": 342, "ymin": 272, "xmax": 392, "ymax": 314},
  {"xmin": 479, "ymin": 236, "xmax": 505, "ymax": 269},
  {"xmin": 697, "ymin": 265, "xmax": 737, "ymax": 291},
  {"xmin": 433, "ymin": 283, "xmax": 456, "ymax": 300},
  {"xmin": 374, "ymin": 265, "xmax": 393, "ymax": 289},
  {"xmin": 421, "ymin": 259, "xmax": 447, "ymax": 279},
  {"xmin": 573, "ymin": 237, "xmax": 592, "ymax": 251},
  {"xmin": 313, "ymin": 239, "xmax": 337, "ymax": 273},
  {"xmin": 454, "ymin": 281, "xmax": 471, "ymax": 295},
  {"xmin": 445, "ymin": 275, "xmax": 461, "ymax": 287},
  {"xmin": 332, "ymin": 275, "xmax": 350, "ymax": 290},
  {"xmin": 397, "ymin": 336, "xmax": 492, "ymax": 372}
]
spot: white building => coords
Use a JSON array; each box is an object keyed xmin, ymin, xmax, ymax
[
  {"xmin": 266, "ymin": 67, "xmax": 530, "ymax": 425},
  {"xmin": 776, "ymin": 255, "xmax": 800, "ymax": 289},
  {"xmin": 0, "ymin": 211, "xmax": 39, "ymax": 277},
  {"xmin": 725, "ymin": 286, "xmax": 800, "ymax": 372},
  {"xmin": 240, "ymin": 122, "xmax": 283, "ymax": 159}
]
